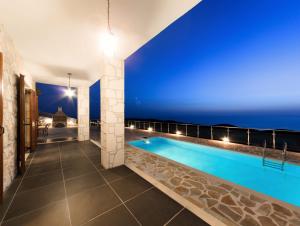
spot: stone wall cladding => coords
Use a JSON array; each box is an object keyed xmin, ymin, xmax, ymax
[
  {"xmin": 100, "ymin": 58, "xmax": 124, "ymax": 169},
  {"xmin": 125, "ymin": 130, "xmax": 300, "ymax": 226},
  {"xmin": 0, "ymin": 25, "xmax": 34, "ymax": 191},
  {"xmin": 78, "ymin": 86, "xmax": 90, "ymax": 141}
]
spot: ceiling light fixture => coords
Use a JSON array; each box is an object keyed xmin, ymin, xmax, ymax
[
  {"xmin": 65, "ymin": 73, "xmax": 75, "ymax": 98},
  {"xmin": 101, "ymin": 0, "xmax": 118, "ymax": 57}
]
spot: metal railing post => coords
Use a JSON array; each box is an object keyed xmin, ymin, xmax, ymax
[
  {"xmin": 186, "ymin": 124, "xmax": 188, "ymax": 136},
  {"xmin": 247, "ymin": 129, "xmax": 250, "ymax": 145},
  {"xmin": 144, "ymin": 122, "xmax": 146, "ymax": 130},
  {"xmin": 197, "ymin": 125, "xmax": 199, "ymax": 138},
  {"xmin": 168, "ymin": 123, "xmax": 170, "ymax": 133},
  {"xmin": 160, "ymin": 122, "xmax": 162, "ymax": 132},
  {"xmin": 176, "ymin": 124, "xmax": 178, "ymax": 132},
  {"xmin": 227, "ymin": 128, "xmax": 229, "ymax": 138},
  {"xmin": 273, "ymin": 130, "xmax": 276, "ymax": 149},
  {"xmin": 211, "ymin": 126, "xmax": 214, "ymax": 140}
]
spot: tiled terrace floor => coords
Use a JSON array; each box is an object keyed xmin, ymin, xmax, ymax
[{"xmin": 0, "ymin": 141, "xmax": 209, "ymax": 226}]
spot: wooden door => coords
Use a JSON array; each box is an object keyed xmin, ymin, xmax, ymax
[
  {"xmin": 17, "ymin": 75, "xmax": 25, "ymax": 174},
  {"xmin": 35, "ymin": 94, "xmax": 39, "ymax": 144},
  {"xmin": 29, "ymin": 90, "xmax": 38, "ymax": 151},
  {"xmin": 0, "ymin": 53, "xmax": 4, "ymax": 201}
]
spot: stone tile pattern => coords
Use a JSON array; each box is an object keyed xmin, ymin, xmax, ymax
[
  {"xmin": 101, "ymin": 58, "xmax": 124, "ymax": 169},
  {"xmin": 125, "ymin": 144, "xmax": 300, "ymax": 226},
  {"xmin": 0, "ymin": 25, "xmax": 34, "ymax": 191},
  {"xmin": 78, "ymin": 86, "xmax": 90, "ymax": 141}
]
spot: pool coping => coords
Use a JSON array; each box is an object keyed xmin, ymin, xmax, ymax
[{"xmin": 125, "ymin": 129, "xmax": 300, "ymax": 226}]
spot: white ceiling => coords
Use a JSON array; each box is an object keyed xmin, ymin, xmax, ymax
[{"xmin": 0, "ymin": 0, "xmax": 200, "ymax": 87}]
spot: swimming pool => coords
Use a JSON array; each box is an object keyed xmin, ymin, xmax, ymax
[{"xmin": 129, "ymin": 137, "xmax": 300, "ymax": 207}]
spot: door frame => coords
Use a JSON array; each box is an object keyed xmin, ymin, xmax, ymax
[
  {"xmin": 0, "ymin": 52, "xmax": 3, "ymax": 201},
  {"xmin": 17, "ymin": 74, "xmax": 25, "ymax": 174},
  {"xmin": 29, "ymin": 90, "xmax": 37, "ymax": 152}
]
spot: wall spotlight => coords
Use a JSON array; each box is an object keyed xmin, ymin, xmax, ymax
[
  {"xmin": 222, "ymin": 137, "xmax": 230, "ymax": 143},
  {"xmin": 176, "ymin": 130, "xmax": 182, "ymax": 135},
  {"xmin": 148, "ymin": 127, "xmax": 153, "ymax": 132},
  {"xmin": 129, "ymin": 125, "xmax": 135, "ymax": 129}
]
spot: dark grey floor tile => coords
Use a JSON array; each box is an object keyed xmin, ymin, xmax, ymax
[
  {"xmin": 30, "ymin": 153, "xmax": 60, "ymax": 166},
  {"xmin": 60, "ymin": 142, "xmax": 81, "ymax": 152},
  {"xmin": 87, "ymin": 155, "xmax": 103, "ymax": 170},
  {"xmin": 19, "ymin": 170, "xmax": 63, "ymax": 192},
  {"xmin": 61, "ymin": 157, "xmax": 91, "ymax": 169},
  {"xmin": 166, "ymin": 209, "xmax": 209, "ymax": 226},
  {"xmin": 34, "ymin": 148, "xmax": 59, "ymax": 157},
  {"xmin": 5, "ymin": 182, "xmax": 65, "ymax": 220},
  {"xmin": 0, "ymin": 177, "xmax": 22, "ymax": 220},
  {"xmin": 62, "ymin": 163, "xmax": 96, "ymax": 180},
  {"xmin": 2, "ymin": 200, "xmax": 70, "ymax": 226},
  {"xmin": 126, "ymin": 188, "xmax": 182, "ymax": 226},
  {"xmin": 61, "ymin": 151, "xmax": 85, "ymax": 162},
  {"xmin": 100, "ymin": 165, "xmax": 134, "ymax": 182},
  {"xmin": 26, "ymin": 162, "xmax": 61, "ymax": 177},
  {"xmin": 84, "ymin": 205, "xmax": 139, "ymax": 226},
  {"xmin": 36, "ymin": 143, "xmax": 59, "ymax": 152},
  {"xmin": 65, "ymin": 172, "xmax": 105, "ymax": 197},
  {"xmin": 110, "ymin": 173, "xmax": 152, "ymax": 201},
  {"xmin": 68, "ymin": 185, "xmax": 121, "ymax": 226},
  {"xmin": 61, "ymin": 156, "xmax": 84, "ymax": 164},
  {"xmin": 81, "ymin": 145, "xmax": 100, "ymax": 156},
  {"xmin": 88, "ymin": 154, "xmax": 101, "ymax": 165}
]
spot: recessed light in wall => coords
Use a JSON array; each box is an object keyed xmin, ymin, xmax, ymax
[
  {"xmin": 176, "ymin": 130, "xmax": 182, "ymax": 135},
  {"xmin": 222, "ymin": 137, "xmax": 230, "ymax": 143}
]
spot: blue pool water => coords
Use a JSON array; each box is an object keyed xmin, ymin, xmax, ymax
[{"xmin": 129, "ymin": 137, "xmax": 300, "ymax": 207}]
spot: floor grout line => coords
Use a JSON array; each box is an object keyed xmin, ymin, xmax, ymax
[
  {"xmin": 66, "ymin": 183, "xmax": 107, "ymax": 199},
  {"xmin": 23, "ymin": 168, "xmax": 62, "ymax": 179},
  {"xmin": 0, "ymin": 199, "xmax": 66, "ymax": 224},
  {"xmin": 58, "ymin": 143, "xmax": 73, "ymax": 226},
  {"xmin": 14, "ymin": 180, "xmax": 64, "ymax": 195},
  {"xmin": 77, "ymin": 143, "xmax": 142, "ymax": 226},
  {"xmin": 163, "ymin": 207, "xmax": 185, "ymax": 226},
  {"xmin": 0, "ymin": 148, "xmax": 37, "ymax": 225},
  {"xmin": 123, "ymin": 186, "xmax": 154, "ymax": 204},
  {"xmin": 108, "ymin": 183, "xmax": 143, "ymax": 226},
  {"xmin": 79, "ymin": 203, "xmax": 123, "ymax": 226},
  {"xmin": 63, "ymin": 170, "xmax": 100, "ymax": 182}
]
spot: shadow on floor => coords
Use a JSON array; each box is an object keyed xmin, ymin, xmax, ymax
[{"xmin": 38, "ymin": 127, "xmax": 78, "ymax": 144}]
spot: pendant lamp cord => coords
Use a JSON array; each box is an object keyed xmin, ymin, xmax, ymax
[
  {"xmin": 68, "ymin": 73, "xmax": 71, "ymax": 88},
  {"xmin": 107, "ymin": 0, "xmax": 112, "ymax": 34}
]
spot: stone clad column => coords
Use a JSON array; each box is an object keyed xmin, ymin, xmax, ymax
[
  {"xmin": 101, "ymin": 58, "xmax": 124, "ymax": 169},
  {"xmin": 77, "ymin": 86, "xmax": 90, "ymax": 141}
]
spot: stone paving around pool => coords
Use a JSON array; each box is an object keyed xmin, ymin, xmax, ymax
[{"xmin": 125, "ymin": 129, "xmax": 300, "ymax": 226}]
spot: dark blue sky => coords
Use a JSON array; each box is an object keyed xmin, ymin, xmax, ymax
[
  {"xmin": 39, "ymin": 0, "xmax": 300, "ymax": 130},
  {"xmin": 125, "ymin": 0, "xmax": 300, "ymax": 130},
  {"xmin": 89, "ymin": 80, "xmax": 100, "ymax": 120},
  {"xmin": 37, "ymin": 82, "xmax": 77, "ymax": 118}
]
